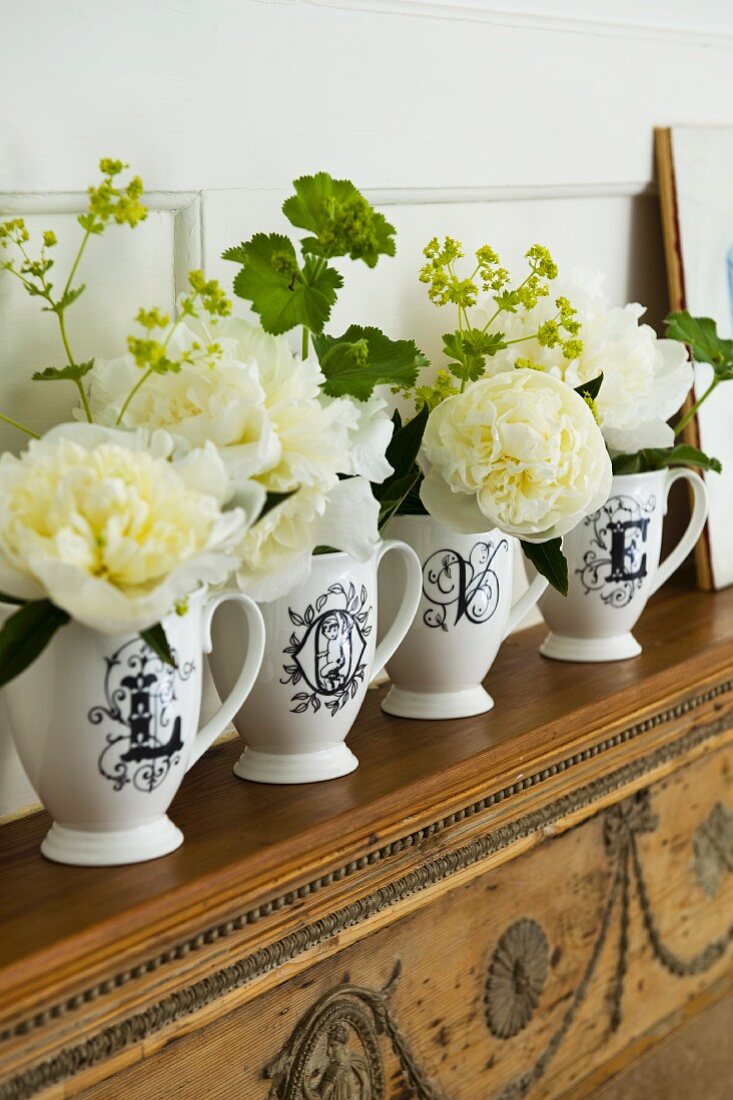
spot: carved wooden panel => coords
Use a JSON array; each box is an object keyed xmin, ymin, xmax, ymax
[{"xmin": 76, "ymin": 743, "xmax": 733, "ymax": 1100}]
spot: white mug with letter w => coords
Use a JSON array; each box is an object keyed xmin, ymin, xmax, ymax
[
  {"xmin": 538, "ymin": 468, "xmax": 709, "ymax": 662},
  {"xmin": 379, "ymin": 515, "xmax": 548, "ymax": 719}
]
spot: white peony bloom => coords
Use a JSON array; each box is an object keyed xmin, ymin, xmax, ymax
[
  {"xmin": 235, "ymin": 476, "xmax": 380, "ymax": 602},
  {"xmin": 483, "ymin": 271, "xmax": 693, "ymax": 454},
  {"xmin": 420, "ymin": 370, "xmax": 612, "ymax": 542},
  {"xmin": 341, "ymin": 393, "xmax": 394, "ymax": 482},
  {"xmin": 0, "ymin": 424, "xmax": 255, "ymax": 633},
  {"xmin": 88, "ymin": 316, "xmax": 393, "ymax": 492}
]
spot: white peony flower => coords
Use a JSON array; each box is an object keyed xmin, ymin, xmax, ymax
[
  {"xmin": 341, "ymin": 393, "xmax": 394, "ymax": 482},
  {"xmin": 420, "ymin": 370, "xmax": 611, "ymax": 542},
  {"xmin": 235, "ymin": 476, "xmax": 380, "ymax": 602},
  {"xmin": 0, "ymin": 424, "xmax": 257, "ymax": 633},
  {"xmin": 483, "ymin": 271, "xmax": 693, "ymax": 454},
  {"xmin": 87, "ymin": 316, "xmax": 393, "ymax": 493}
]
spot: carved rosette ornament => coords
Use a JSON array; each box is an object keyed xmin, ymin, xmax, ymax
[
  {"xmin": 491, "ymin": 791, "xmax": 733, "ymax": 1100},
  {"xmin": 485, "ymin": 919, "xmax": 549, "ymax": 1039},
  {"xmin": 692, "ymin": 801, "xmax": 733, "ymax": 897}
]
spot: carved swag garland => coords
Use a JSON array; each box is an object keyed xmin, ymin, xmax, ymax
[{"xmin": 268, "ymin": 791, "xmax": 733, "ymax": 1100}]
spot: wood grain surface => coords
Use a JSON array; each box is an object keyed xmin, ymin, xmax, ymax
[{"xmin": 1, "ymin": 580, "xmax": 733, "ymax": 1098}]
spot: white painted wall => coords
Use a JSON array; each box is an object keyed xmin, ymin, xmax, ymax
[{"xmin": 1, "ymin": 0, "xmax": 732, "ymax": 818}]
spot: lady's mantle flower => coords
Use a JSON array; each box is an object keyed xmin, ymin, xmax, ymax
[{"xmin": 485, "ymin": 271, "xmax": 693, "ymax": 454}]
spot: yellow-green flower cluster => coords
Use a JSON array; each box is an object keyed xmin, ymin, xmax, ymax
[
  {"xmin": 475, "ymin": 245, "xmax": 510, "ymax": 294},
  {"xmin": 0, "ymin": 217, "xmax": 56, "ymax": 294},
  {"xmin": 414, "ymin": 369, "xmax": 460, "ymax": 412},
  {"xmin": 414, "ymin": 235, "xmax": 584, "ymax": 411},
  {"xmin": 183, "ymin": 270, "xmax": 232, "ymax": 319},
  {"xmin": 0, "ymin": 218, "xmax": 30, "ymax": 249},
  {"xmin": 536, "ymin": 295, "xmax": 583, "ymax": 360},
  {"xmin": 419, "ymin": 237, "xmax": 478, "ymax": 308},
  {"xmin": 580, "ymin": 392, "xmax": 600, "ymax": 423},
  {"xmin": 126, "ymin": 272, "xmax": 232, "ymax": 379},
  {"xmin": 79, "ymin": 159, "xmax": 147, "ymax": 234}
]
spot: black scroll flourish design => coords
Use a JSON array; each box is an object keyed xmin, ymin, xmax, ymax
[
  {"xmin": 575, "ymin": 494, "xmax": 656, "ymax": 609},
  {"xmin": 90, "ymin": 638, "xmax": 195, "ymax": 794},
  {"xmin": 422, "ymin": 538, "xmax": 509, "ymax": 631}
]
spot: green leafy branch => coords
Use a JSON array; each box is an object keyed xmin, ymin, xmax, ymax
[
  {"xmin": 611, "ymin": 311, "xmax": 732, "ymax": 475},
  {"xmin": 223, "ymin": 172, "xmax": 426, "ymax": 401},
  {"xmin": 666, "ymin": 311, "xmax": 733, "ymax": 433},
  {"xmin": 0, "ymin": 159, "xmax": 147, "ymax": 433}
]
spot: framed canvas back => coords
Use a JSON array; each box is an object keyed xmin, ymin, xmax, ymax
[{"xmin": 657, "ymin": 125, "xmax": 733, "ymax": 590}]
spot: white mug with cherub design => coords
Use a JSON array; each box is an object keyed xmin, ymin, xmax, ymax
[{"xmin": 209, "ymin": 541, "xmax": 422, "ymax": 784}]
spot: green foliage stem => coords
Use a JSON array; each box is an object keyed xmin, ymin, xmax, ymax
[
  {"xmin": 0, "ymin": 159, "xmax": 148, "ymax": 426},
  {"xmin": 224, "ymin": 172, "xmax": 426, "ymax": 403},
  {"xmin": 666, "ymin": 311, "xmax": 733, "ymax": 439}
]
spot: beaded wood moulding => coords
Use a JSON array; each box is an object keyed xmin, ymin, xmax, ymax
[{"xmin": 0, "ymin": 582, "xmax": 732, "ymax": 1099}]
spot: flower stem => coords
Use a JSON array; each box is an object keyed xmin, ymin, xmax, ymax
[
  {"xmin": 63, "ymin": 227, "xmax": 92, "ymax": 300},
  {"xmin": 57, "ymin": 310, "xmax": 93, "ymax": 423},
  {"xmin": 301, "ymin": 327, "xmax": 309, "ymax": 359},
  {"xmin": 116, "ymin": 367, "xmax": 153, "ymax": 426},
  {"xmin": 675, "ymin": 377, "xmax": 718, "ymax": 436},
  {"xmin": 0, "ymin": 411, "xmax": 39, "ymax": 439}
]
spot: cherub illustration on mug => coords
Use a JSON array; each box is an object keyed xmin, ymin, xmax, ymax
[{"xmin": 317, "ymin": 612, "xmax": 352, "ymax": 693}]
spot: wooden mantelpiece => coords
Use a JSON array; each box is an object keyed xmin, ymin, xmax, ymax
[{"xmin": 1, "ymin": 583, "xmax": 733, "ymax": 1099}]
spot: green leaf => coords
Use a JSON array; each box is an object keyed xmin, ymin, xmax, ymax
[
  {"xmin": 0, "ymin": 600, "xmax": 70, "ymax": 689},
  {"xmin": 313, "ymin": 325, "xmax": 427, "ymax": 400},
  {"xmin": 520, "ymin": 538, "xmax": 568, "ymax": 596},
  {"xmin": 665, "ymin": 312, "xmax": 733, "ymax": 378},
  {"xmin": 398, "ymin": 478, "xmax": 429, "ymax": 516},
  {"xmin": 282, "ymin": 172, "xmax": 396, "ymax": 268},
  {"xmin": 41, "ymin": 285, "xmax": 85, "ymax": 313},
  {"xmin": 32, "ymin": 359, "xmax": 95, "ymax": 382},
  {"xmin": 0, "ymin": 591, "xmax": 26, "ymax": 606},
  {"xmin": 381, "ymin": 404, "xmax": 430, "ymax": 487},
  {"xmin": 377, "ymin": 469, "xmax": 422, "ymax": 530},
  {"xmin": 374, "ymin": 404, "xmax": 431, "ymax": 527},
  {"xmin": 139, "ymin": 623, "xmax": 177, "ymax": 668},
  {"xmin": 442, "ymin": 328, "xmax": 507, "ymax": 384},
  {"xmin": 611, "ymin": 444, "xmax": 723, "ymax": 476},
  {"xmin": 222, "ymin": 243, "xmax": 248, "ymax": 264},
  {"xmin": 574, "ymin": 372, "xmax": 603, "ymax": 400},
  {"xmin": 231, "ymin": 233, "xmax": 342, "ymax": 335}
]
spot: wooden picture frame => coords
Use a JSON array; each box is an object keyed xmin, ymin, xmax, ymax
[{"xmin": 656, "ymin": 125, "xmax": 733, "ymax": 591}]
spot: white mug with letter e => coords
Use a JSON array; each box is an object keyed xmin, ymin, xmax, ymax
[
  {"xmin": 2, "ymin": 588, "xmax": 265, "ymax": 866},
  {"xmin": 379, "ymin": 515, "xmax": 548, "ymax": 719},
  {"xmin": 209, "ymin": 541, "xmax": 422, "ymax": 784},
  {"xmin": 538, "ymin": 468, "xmax": 709, "ymax": 662}
]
